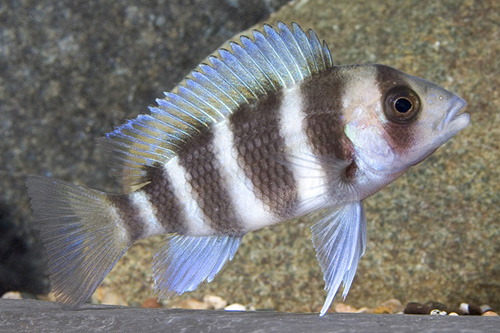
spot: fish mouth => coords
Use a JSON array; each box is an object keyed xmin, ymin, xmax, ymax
[{"xmin": 438, "ymin": 96, "xmax": 469, "ymax": 133}]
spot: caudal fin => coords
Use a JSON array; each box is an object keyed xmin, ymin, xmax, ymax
[{"xmin": 26, "ymin": 176, "xmax": 130, "ymax": 307}]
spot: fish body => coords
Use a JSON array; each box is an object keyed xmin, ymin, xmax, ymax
[{"xmin": 26, "ymin": 22, "xmax": 469, "ymax": 315}]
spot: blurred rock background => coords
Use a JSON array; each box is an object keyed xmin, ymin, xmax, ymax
[{"xmin": 1, "ymin": 0, "xmax": 499, "ymax": 312}]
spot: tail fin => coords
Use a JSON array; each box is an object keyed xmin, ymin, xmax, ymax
[{"xmin": 26, "ymin": 176, "xmax": 130, "ymax": 307}]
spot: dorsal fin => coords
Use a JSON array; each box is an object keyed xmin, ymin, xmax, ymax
[{"xmin": 100, "ymin": 22, "xmax": 334, "ymax": 192}]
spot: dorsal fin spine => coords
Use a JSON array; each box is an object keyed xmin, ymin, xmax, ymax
[
  {"xmin": 277, "ymin": 22, "xmax": 310, "ymax": 79},
  {"xmin": 199, "ymin": 63, "xmax": 246, "ymax": 107},
  {"xmin": 189, "ymin": 71, "xmax": 235, "ymax": 115},
  {"xmin": 161, "ymin": 94, "xmax": 210, "ymax": 128},
  {"xmin": 239, "ymin": 36, "xmax": 281, "ymax": 90},
  {"xmin": 154, "ymin": 100, "xmax": 202, "ymax": 133},
  {"xmin": 214, "ymin": 50, "xmax": 260, "ymax": 99},
  {"xmin": 148, "ymin": 106, "xmax": 197, "ymax": 138},
  {"xmin": 140, "ymin": 113, "xmax": 189, "ymax": 142},
  {"xmin": 291, "ymin": 23, "xmax": 318, "ymax": 74},
  {"xmin": 176, "ymin": 86, "xmax": 220, "ymax": 122},
  {"xmin": 308, "ymin": 29, "xmax": 327, "ymax": 72},
  {"xmin": 219, "ymin": 48, "xmax": 267, "ymax": 96},
  {"xmin": 323, "ymin": 42, "xmax": 333, "ymax": 68},
  {"xmin": 263, "ymin": 24, "xmax": 300, "ymax": 84},
  {"xmin": 185, "ymin": 78, "xmax": 232, "ymax": 117},
  {"xmin": 229, "ymin": 41, "xmax": 275, "ymax": 94},
  {"xmin": 254, "ymin": 29, "xmax": 293, "ymax": 87},
  {"xmin": 208, "ymin": 56, "xmax": 253, "ymax": 103}
]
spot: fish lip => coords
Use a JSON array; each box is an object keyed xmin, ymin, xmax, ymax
[{"xmin": 439, "ymin": 96, "xmax": 468, "ymax": 132}]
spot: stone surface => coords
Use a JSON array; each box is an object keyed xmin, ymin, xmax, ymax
[
  {"xmin": 1, "ymin": 0, "xmax": 499, "ymax": 316},
  {"xmin": 0, "ymin": 299, "xmax": 499, "ymax": 333}
]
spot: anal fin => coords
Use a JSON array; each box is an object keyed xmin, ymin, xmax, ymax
[
  {"xmin": 311, "ymin": 202, "xmax": 366, "ymax": 316},
  {"xmin": 153, "ymin": 235, "xmax": 242, "ymax": 299}
]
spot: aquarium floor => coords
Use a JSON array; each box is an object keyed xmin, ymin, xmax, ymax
[{"xmin": 0, "ymin": 299, "xmax": 499, "ymax": 333}]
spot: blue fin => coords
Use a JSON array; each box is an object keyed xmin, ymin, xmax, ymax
[
  {"xmin": 311, "ymin": 202, "xmax": 366, "ymax": 316},
  {"xmin": 100, "ymin": 22, "xmax": 334, "ymax": 192},
  {"xmin": 152, "ymin": 235, "xmax": 242, "ymax": 299},
  {"xmin": 26, "ymin": 176, "xmax": 130, "ymax": 307}
]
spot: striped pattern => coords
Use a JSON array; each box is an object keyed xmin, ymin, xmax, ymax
[
  {"xmin": 278, "ymin": 86, "xmax": 329, "ymax": 215},
  {"xmin": 163, "ymin": 156, "xmax": 215, "ymax": 235},
  {"xmin": 100, "ymin": 24, "xmax": 346, "ymax": 237},
  {"xmin": 109, "ymin": 70, "xmax": 356, "ymax": 236},
  {"xmin": 177, "ymin": 128, "xmax": 243, "ymax": 235},
  {"xmin": 101, "ymin": 23, "xmax": 333, "ymax": 192},
  {"xmin": 230, "ymin": 92, "xmax": 298, "ymax": 219},
  {"xmin": 302, "ymin": 70, "xmax": 357, "ymax": 183},
  {"xmin": 142, "ymin": 165, "xmax": 187, "ymax": 234},
  {"xmin": 212, "ymin": 121, "xmax": 276, "ymax": 232},
  {"xmin": 109, "ymin": 195, "xmax": 145, "ymax": 242}
]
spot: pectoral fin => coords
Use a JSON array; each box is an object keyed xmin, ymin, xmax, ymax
[{"xmin": 311, "ymin": 202, "xmax": 366, "ymax": 316}]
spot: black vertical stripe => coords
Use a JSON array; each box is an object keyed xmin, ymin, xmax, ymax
[
  {"xmin": 301, "ymin": 68, "xmax": 357, "ymax": 180},
  {"xmin": 109, "ymin": 195, "xmax": 145, "ymax": 242},
  {"xmin": 230, "ymin": 91, "xmax": 298, "ymax": 219},
  {"xmin": 375, "ymin": 64, "xmax": 418, "ymax": 152},
  {"xmin": 177, "ymin": 128, "xmax": 244, "ymax": 235},
  {"xmin": 142, "ymin": 164, "xmax": 187, "ymax": 234}
]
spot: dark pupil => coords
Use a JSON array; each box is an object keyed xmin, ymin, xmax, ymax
[{"xmin": 394, "ymin": 98, "xmax": 412, "ymax": 113}]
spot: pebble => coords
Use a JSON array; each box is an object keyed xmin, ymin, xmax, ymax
[
  {"xmin": 404, "ymin": 302, "xmax": 432, "ymax": 315},
  {"xmin": 92, "ymin": 287, "xmax": 128, "ymax": 306},
  {"xmin": 355, "ymin": 307, "xmax": 372, "ymax": 314},
  {"xmin": 1, "ymin": 291, "xmax": 22, "ymax": 299},
  {"xmin": 334, "ymin": 303, "xmax": 358, "ymax": 313},
  {"xmin": 101, "ymin": 292, "xmax": 128, "ymax": 306},
  {"xmin": 460, "ymin": 303, "xmax": 483, "ymax": 316},
  {"xmin": 203, "ymin": 295, "xmax": 227, "ymax": 310},
  {"xmin": 37, "ymin": 292, "xmax": 57, "ymax": 302},
  {"xmin": 430, "ymin": 309, "xmax": 447, "ymax": 316},
  {"xmin": 480, "ymin": 304, "xmax": 493, "ymax": 313},
  {"xmin": 378, "ymin": 299, "xmax": 404, "ymax": 314},
  {"xmin": 224, "ymin": 303, "xmax": 246, "ymax": 311},
  {"xmin": 141, "ymin": 297, "xmax": 162, "ymax": 308},
  {"xmin": 482, "ymin": 311, "xmax": 499, "ymax": 317}
]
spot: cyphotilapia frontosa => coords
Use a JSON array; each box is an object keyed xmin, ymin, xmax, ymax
[{"xmin": 26, "ymin": 22, "xmax": 469, "ymax": 316}]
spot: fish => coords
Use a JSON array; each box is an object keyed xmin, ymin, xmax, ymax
[{"xmin": 26, "ymin": 22, "xmax": 469, "ymax": 316}]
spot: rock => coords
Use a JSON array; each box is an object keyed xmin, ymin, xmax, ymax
[
  {"xmin": 403, "ymin": 302, "xmax": 432, "ymax": 315},
  {"xmin": 101, "ymin": 292, "xmax": 128, "ymax": 306},
  {"xmin": 378, "ymin": 299, "xmax": 404, "ymax": 314},
  {"xmin": 333, "ymin": 303, "xmax": 357, "ymax": 313},
  {"xmin": 171, "ymin": 299, "xmax": 209, "ymax": 310},
  {"xmin": 355, "ymin": 307, "xmax": 372, "ymax": 314},
  {"xmin": 430, "ymin": 309, "xmax": 447, "ymax": 316},
  {"xmin": 482, "ymin": 311, "xmax": 499, "ymax": 317},
  {"xmin": 224, "ymin": 303, "xmax": 246, "ymax": 311},
  {"xmin": 424, "ymin": 301, "xmax": 447, "ymax": 312},
  {"xmin": 37, "ymin": 292, "xmax": 57, "ymax": 302},
  {"xmin": 468, "ymin": 304, "xmax": 483, "ymax": 316},
  {"xmin": 3, "ymin": 299, "xmax": 500, "ymax": 332},
  {"xmin": 141, "ymin": 297, "xmax": 162, "ymax": 308},
  {"xmin": 203, "ymin": 295, "xmax": 227, "ymax": 310},
  {"xmin": 480, "ymin": 304, "xmax": 493, "ymax": 313},
  {"xmin": 372, "ymin": 306, "xmax": 394, "ymax": 314},
  {"xmin": 460, "ymin": 303, "xmax": 483, "ymax": 315},
  {"xmin": 1, "ymin": 291, "xmax": 22, "ymax": 299}
]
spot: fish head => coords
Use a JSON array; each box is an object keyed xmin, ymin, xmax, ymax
[{"xmin": 343, "ymin": 64, "xmax": 469, "ymax": 175}]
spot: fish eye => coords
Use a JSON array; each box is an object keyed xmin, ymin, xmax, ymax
[{"xmin": 384, "ymin": 86, "xmax": 421, "ymax": 123}]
